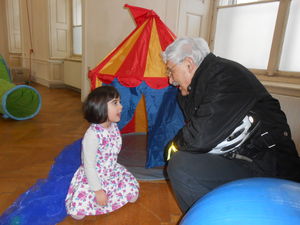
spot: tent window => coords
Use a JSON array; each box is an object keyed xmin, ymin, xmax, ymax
[{"xmin": 72, "ymin": 0, "xmax": 82, "ymax": 56}]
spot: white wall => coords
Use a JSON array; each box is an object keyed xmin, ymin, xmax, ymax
[
  {"xmin": 64, "ymin": 60, "xmax": 81, "ymax": 89},
  {"xmin": 273, "ymin": 94, "xmax": 300, "ymax": 155}
]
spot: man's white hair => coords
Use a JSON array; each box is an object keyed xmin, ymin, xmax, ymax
[{"xmin": 162, "ymin": 37, "xmax": 210, "ymax": 67}]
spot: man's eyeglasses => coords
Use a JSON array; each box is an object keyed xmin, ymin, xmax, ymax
[{"xmin": 166, "ymin": 64, "xmax": 178, "ymax": 78}]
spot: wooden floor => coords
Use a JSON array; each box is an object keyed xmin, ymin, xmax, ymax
[{"xmin": 0, "ymin": 83, "xmax": 182, "ymax": 225}]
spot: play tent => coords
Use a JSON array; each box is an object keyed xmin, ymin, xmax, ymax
[{"xmin": 89, "ymin": 4, "xmax": 184, "ymax": 168}]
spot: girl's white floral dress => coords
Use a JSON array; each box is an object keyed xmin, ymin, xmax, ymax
[{"xmin": 65, "ymin": 123, "xmax": 139, "ymax": 216}]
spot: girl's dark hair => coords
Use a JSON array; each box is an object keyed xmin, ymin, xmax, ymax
[{"xmin": 83, "ymin": 86, "xmax": 120, "ymax": 123}]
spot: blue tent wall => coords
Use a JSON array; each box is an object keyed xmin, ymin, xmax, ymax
[{"xmin": 107, "ymin": 79, "xmax": 184, "ymax": 168}]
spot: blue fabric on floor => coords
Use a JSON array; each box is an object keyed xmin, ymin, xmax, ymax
[
  {"xmin": 0, "ymin": 139, "xmax": 82, "ymax": 225},
  {"xmin": 0, "ymin": 133, "xmax": 168, "ymax": 224}
]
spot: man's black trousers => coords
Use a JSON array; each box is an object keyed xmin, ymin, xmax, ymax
[{"xmin": 167, "ymin": 151, "xmax": 272, "ymax": 213}]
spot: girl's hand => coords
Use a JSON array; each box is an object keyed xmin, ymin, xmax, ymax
[{"xmin": 95, "ymin": 189, "xmax": 108, "ymax": 206}]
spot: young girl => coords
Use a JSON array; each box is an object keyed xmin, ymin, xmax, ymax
[{"xmin": 65, "ymin": 86, "xmax": 139, "ymax": 220}]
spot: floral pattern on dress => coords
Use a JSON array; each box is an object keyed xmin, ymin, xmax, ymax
[{"xmin": 65, "ymin": 123, "xmax": 139, "ymax": 216}]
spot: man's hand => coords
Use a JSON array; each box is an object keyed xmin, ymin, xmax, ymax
[
  {"xmin": 95, "ymin": 189, "xmax": 108, "ymax": 206},
  {"xmin": 164, "ymin": 142, "xmax": 178, "ymax": 161}
]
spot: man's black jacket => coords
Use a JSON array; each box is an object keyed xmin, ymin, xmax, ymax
[{"xmin": 172, "ymin": 53, "xmax": 300, "ymax": 180}]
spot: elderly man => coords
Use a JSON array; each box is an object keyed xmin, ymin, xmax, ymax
[{"xmin": 162, "ymin": 37, "xmax": 300, "ymax": 213}]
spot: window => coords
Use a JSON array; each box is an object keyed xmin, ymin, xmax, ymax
[
  {"xmin": 72, "ymin": 0, "xmax": 82, "ymax": 56},
  {"xmin": 213, "ymin": 1, "xmax": 278, "ymax": 69},
  {"xmin": 279, "ymin": 0, "xmax": 300, "ymax": 72},
  {"xmin": 219, "ymin": 0, "xmax": 261, "ymax": 6},
  {"xmin": 5, "ymin": 0, "xmax": 21, "ymax": 53},
  {"xmin": 210, "ymin": 0, "xmax": 300, "ymax": 84}
]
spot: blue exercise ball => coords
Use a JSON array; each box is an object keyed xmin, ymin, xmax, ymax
[{"xmin": 180, "ymin": 178, "xmax": 300, "ymax": 225}]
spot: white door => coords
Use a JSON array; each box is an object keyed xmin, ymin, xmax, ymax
[{"xmin": 177, "ymin": 0, "xmax": 211, "ymax": 40}]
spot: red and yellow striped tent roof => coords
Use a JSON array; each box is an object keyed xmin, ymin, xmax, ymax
[{"xmin": 89, "ymin": 4, "xmax": 176, "ymax": 90}]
